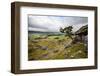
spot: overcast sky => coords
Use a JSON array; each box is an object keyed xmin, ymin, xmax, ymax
[{"xmin": 28, "ymin": 15, "xmax": 88, "ymax": 32}]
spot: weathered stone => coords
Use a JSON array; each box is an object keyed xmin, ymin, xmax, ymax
[{"xmin": 41, "ymin": 46, "xmax": 48, "ymax": 50}]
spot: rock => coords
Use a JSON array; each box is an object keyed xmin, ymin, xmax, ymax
[
  {"xmin": 70, "ymin": 55, "xmax": 74, "ymax": 58},
  {"xmin": 42, "ymin": 53, "xmax": 48, "ymax": 57},
  {"xmin": 72, "ymin": 36, "xmax": 80, "ymax": 44},
  {"xmin": 41, "ymin": 46, "xmax": 48, "ymax": 50},
  {"xmin": 74, "ymin": 25, "xmax": 88, "ymax": 43},
  {"xmin": 64, "ymin": 44, "xmax": 71, "ymax": 49},
  {"xmin": 75, "ymin": 25, "xmax": 88, "ymax": 36},
  {"xmin": 78, "ymin": 50, "xmax": 82, "ymax": 53}
]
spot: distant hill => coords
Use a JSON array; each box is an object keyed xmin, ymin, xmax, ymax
[{"xmin": 28, "ymin": 31, "xmax": 62, "ymax": 35}]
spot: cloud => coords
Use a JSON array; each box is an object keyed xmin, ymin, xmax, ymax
[{"xmin": 28, "ymin": 15, "xmax": 88, "ymax": 32}]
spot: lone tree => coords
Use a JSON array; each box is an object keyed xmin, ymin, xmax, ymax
[{"xmin": 60, "ymin": 26, "xmax": 73, "ymax": 39}]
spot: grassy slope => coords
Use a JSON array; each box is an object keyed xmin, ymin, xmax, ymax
[{"xmin": 28, "ymin": 34, "xmax": 87, "ymax": 60}]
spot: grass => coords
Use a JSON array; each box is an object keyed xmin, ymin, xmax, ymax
[{"xmin": 28, "ymin": 34, "xmax": 88, "ymax": 60}]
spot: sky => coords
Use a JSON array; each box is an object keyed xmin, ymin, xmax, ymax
[{"xmin": 28, "ymin": 15, "xmax": 88, "ymax": 32}]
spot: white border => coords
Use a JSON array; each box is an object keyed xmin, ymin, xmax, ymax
[{"xmin": 20, "ymin": 7, "xmax": 95, "ymax": 70}]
